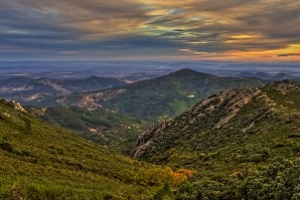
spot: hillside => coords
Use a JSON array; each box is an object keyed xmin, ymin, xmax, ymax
[
  {"xmin": 0, "ymin": 98, "xmax": 189, "ymax": 199},
  {"xmin": 56, "ymin": 69, "xmax": 265, "ymax": 119},
  {"xmin": 131, "ymin": 80, "xmax": 300, "ymax": 199},
  {"xmin": 0, "ymin": 76, "xmax": 125, "ymax": 105},
  {"xmin": 27, "ymin": 106, "xmax": 149, "ymax": 149}
]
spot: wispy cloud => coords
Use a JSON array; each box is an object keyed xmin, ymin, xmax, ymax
[
  {"xmin": 278, "ymin": 53, "xmax": 300, "ymax": 57},
  {"xmin": 0, "ymin": 0, "xmax": 300, "ymax": 61}
]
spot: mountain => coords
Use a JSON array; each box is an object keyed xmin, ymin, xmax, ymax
[
  {"xmin": 0, "ymin": 98, "xmax": 189, "ymax": 199},
  {"xmin": 131, "ymin": 80, "xmax": 300, "ymax": 199},
  {"xmin": 56, "ymin": 69, "xmax": 265, "ymax": 120},
  {"xmin": 0, "ymin": 76, "xmax": 125, "ymax": 105}
]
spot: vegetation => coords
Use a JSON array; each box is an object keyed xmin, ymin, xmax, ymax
[
  {"xmin": 7, "ymin": 69, "xmax": 265, "ymax": 156},
  {"xmin": 132, "ymin": 81, "xmax": 300, "ymax": 199},
  {"xmin": 3, "ymin": 77, "xmax": 300, "ymax": 199},
  {"xmin": 24, "ymin": 69, "xmax": 265, "ymax": 153},
  {"xmin": 0, "ymin": 98, "xmax": 188, "ymax": 199},
  {"xmin": 27, "ymin": 106, "xmax": 149, "ymax": 150},
  {"xmin": 240, "ymin": 158, "xmax": 300, "ymax": 200}
]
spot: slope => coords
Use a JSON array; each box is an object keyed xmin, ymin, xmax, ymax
[
  {"xmin": 0, "ymin": 98, "xmax": 189, "ymax": 199},
  {"xmin": 131, "ymin": 80, "xmax": 300, "ymax": 199},
  {"xmin": 27, "ymin": 106, "xmax": 149, "ymax": 149},
  {"xmin": 56, "ymin": 69, "xmax": 265, "ymax": 119}
]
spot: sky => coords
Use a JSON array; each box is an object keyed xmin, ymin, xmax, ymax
[{"xmin": 0, "ymin": 0, "xmax": 300, "ymax": 61}]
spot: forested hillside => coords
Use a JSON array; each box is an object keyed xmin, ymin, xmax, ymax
[{"xmin": 131, "ymin": 80, "xmax": 300, "ymax": 199}]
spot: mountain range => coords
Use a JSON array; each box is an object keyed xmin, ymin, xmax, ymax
[
  {"xmin": 0, "ymin": 76, "xmax": 125, "ymax": 105},
  {"xmin": 7, "ymin": 69, "xmax": 267, "ymax": 151},
  {"xmin": 238, "ymin": 71, "xmax": 291, "ymax": 80},
  {"xmin": 55, "ymin": 69, "xmax": 265, "ymax": 119},
  {"xmin": 1, "ymin": 68, "xmax": 300, "ymax": 199},
  {"xmin": 22, "ymin": 69, "xmax": 267, "ymax": 151}
]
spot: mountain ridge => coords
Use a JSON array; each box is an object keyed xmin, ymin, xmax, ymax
[
  {"xmin": 131, "ymin": 86, "xmax": 263, "ymax": 158},
  {"xmin": 130, "ymin": 80, "xmax": 300, "ymax": 199}
]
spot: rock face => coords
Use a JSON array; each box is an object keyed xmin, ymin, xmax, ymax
[
  {"xmin": 131, "ymin": 122, "xmax": 169, "ymax": 158},
  {"xmin": 0, "ymin": 98, "xmax": 27, "ymax": 113},
  {"xmin": 10, "ymin": 100, "xmax": 27, "ymax": 113},
  {"xmin": 266, "ymin": 79, "xmax": 298, "ymax": 95}
]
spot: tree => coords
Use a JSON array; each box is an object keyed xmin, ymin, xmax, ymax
[{"xmin": 239, "ymin": 158, "xmax": 300, "ymax": 200}]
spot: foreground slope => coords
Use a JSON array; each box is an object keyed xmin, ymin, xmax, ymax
[
  {"xmin": 0, "ymin": 99, "xmax": 188, "ymax": 199},
  {"xmin": 131, "ymin": 80, "xmax": 300, "ymax": 199},
  {"xmin": 57, "ymin": 69, "xmax": 264, "ymax": 119}
]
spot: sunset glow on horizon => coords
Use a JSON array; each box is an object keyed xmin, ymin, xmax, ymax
[{"xmin": 1, "ymin": 0, "xmax": 300, "ymax": 61}]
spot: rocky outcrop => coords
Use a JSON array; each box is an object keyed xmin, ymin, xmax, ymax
[
  {"xmin": 266, "ymin": 80, "xmax": 299, "ymax": 95},
  {"xmin": 131, "ymin": 86, "xmax": 264, "ymax": 158},
  {"xmin": 10, "ymin": 100, "xmax": 27, "ymax": 113},
  {"xmin": 131, "ymin": 121, "xmax": 170, "ymax": 158}
]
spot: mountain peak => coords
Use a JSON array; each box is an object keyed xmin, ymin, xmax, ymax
[
  {"xmin": 175, "ymin": 68, "xmax": 198, "ymax": 73},
  {"xmin": 168, "ymin": 68, "xmax": 216, "ymax": 78}
]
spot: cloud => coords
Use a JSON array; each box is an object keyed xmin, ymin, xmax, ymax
[
  {"xmin": 1, "ymin": 0, "xmax": 300, "ymax": 60},
  {"xmin": 278, "ymin": 53, "xmax": 300, "ymax": 57},
  {"xmin": 0, "ymin": 0, "xmax": 147, "ymax": 41},
  {"xmin": 137, "ymin": 0, "xmax": 300, "ymax": 57}
]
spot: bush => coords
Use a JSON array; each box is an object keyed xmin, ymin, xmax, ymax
[
  {"xmin": 239, "ymin": 159, "xmax": 300, "ymax": 200},
  {"xmin": 21, "ymin": 118, "xmax": 32, "ymax": 134},
  {"xmin": 174, "ymin": 181, "xmax": 202, "ymax": 200},
  {"xmin": 153, "ymin": 182, "xmax": 171, "ymax": 200}
]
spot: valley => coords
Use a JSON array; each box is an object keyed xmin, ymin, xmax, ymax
[{"xmin": 1, "ymin": 66, "xmax": 300, "ymax": 199}]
